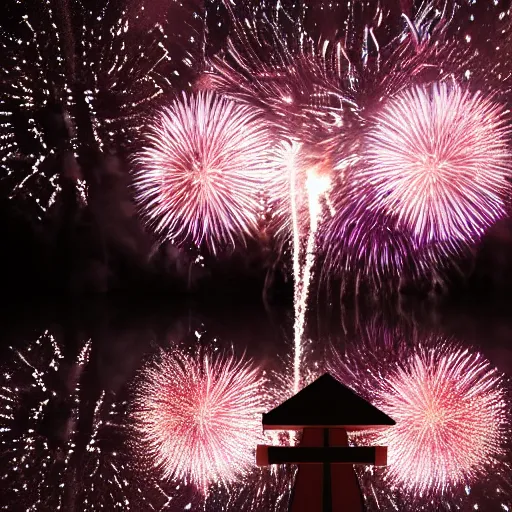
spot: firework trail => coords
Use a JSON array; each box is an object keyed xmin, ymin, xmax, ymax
[
  {"xmin": 0, "ymin": 0, "xmax": 191, "ymax": 219},
  {"xmin": 252, "ymin": 137, "xmax": 335, "ymax": 393},
  {"xmin": 134, "ymin": 91, "xmax": 278, "ymax": 254},
  {"xmin": 132, "ymin": 348, "xmax": 268, "ymax": 493},
  {"xmin": 328, "ymin": 324, "xmax": 511, "ymax": 510},
  {"xmin": 288, "ymin": 145, "xmax": 334, "ymax": 392},
  {"xmin": 207, "ymin": 1, "xmax": 360, "ymax": 389}
]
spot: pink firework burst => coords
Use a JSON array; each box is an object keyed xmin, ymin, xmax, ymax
[
  {"xmin": 132, "ymin": 349, "xmax": 266, "ymax": 492},
  {"xmin": 134, "ymin": 92, "xmax": 275, "ymax": 253},
  {"xmin": 362, "ymin": 81, "xmax": 512, "ymax": 249},
  {"xmin": 377, "ymin": 344, "xmax": 507, "ymax": 493},
  {"xmin": 330, "ymin": 334, "xmax": 508, "ymax": 496}
]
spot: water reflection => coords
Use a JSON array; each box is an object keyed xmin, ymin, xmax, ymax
[
  {"xmin": 132, "ymin": 347, "xmax": 267, "ymax": 492},
  {"xmin": 0, "ymin": 331, "xmax": 163, "ymax": 511},
  {"xmin": 328, "ymin": 321, "xmax": 510, "ymax": 510},
  {"xmin": 0, "ymin": 301, "xmax": 511, "ymax": 511}
]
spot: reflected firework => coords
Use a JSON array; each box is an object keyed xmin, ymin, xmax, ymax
[
  {"xmin": 0, "ymin": 331, "xmax": 162, "ymax": 510},
  {"xmin": 216, "ymin": 341, "xmax": 323, "ymax": 512},
  {"xmin": 132, "ymin": 348, "xmax": 268, "ymax": 492},
  {"xmin": 328, "ymin": 323, "xmax": 511, "ymax": 509},
  {"xmin": 377, "ymin": 345, "xmax": 505, "ymax": 492},
  {"xmin": 217, "ymin": 464, "xmax": 294, "ymax": 512},
  {"xmin": 134, "ymin": 92, "xmax": 277, "ymax": 254}
]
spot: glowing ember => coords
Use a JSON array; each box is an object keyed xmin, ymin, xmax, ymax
[
  {"xmin": 134, "ymin": 92, "xmax": 275, "ymax": 254},
  {"xmin": 363, "ymin": 82, "xmax": 512, "ymax": 248},
  {"xmin": 132, "ymin": 349, "xmax": 266, "ymax": 492}
]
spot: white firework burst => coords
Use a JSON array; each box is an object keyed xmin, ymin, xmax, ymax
[
  {"xmin": 134, "ymin": 91, "xmax": 278, "ymax": 253},
  {"xmin": 362, "ymin": 82, "xmax": 512, "ymax": 249}
]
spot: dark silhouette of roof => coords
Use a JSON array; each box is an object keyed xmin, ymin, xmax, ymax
[{"xmin": 263, "ymin": 374, "xmax": 395, "ymax": 430}]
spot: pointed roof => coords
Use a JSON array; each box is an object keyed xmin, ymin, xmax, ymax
[{"xmin": 263, "ymin": 373, "xmax": 395, "ymax": 431}]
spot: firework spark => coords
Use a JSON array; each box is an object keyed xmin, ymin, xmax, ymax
[
  {"xmin": 329, "ymin": 328, "xmax": 509, "ymax": 507},
  {"xmin": 132, "ymin": 349, "xmax": 267, "ymax": 492},
  {"xmin": 208, "ymin": 1, "xmax": 361, "ymax": 145},
  {"xmin": 320, "ymin": 206, "xmax": 421, "ymax": 292},
  {"xmin": 208, "ymin": 0, "xmax": 512, "ymax": 291},
  {"xmin": 134, "ymin": 92, "xmax": 277, "ymax": 253},
  {"xmin": 0, "ymin": 331, "xmax": 163, "ymax": 511},
  {"xmin": 0, "ymin": 0, "xmax": 187, "ymax": 219},
  {"xmin": 362, "ymin": 82, "xmax": 512, "ymax": 250}
]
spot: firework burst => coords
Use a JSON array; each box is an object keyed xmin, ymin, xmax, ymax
[
  {"xmin": 0, "ymin": 331, "xmax": 86, "ymax": 509},
  {"xmin": 134, "ymin": 91, "xmax": 278, "ymax": 253},
  {"xmin": 207, "ymin": 2, "xmax": 451, "ymax": 285},
  {"xmin": 362, "ymin": 82, "xmax": 512, "ymax": 251},
  {"xmin": 207, "ymin": 0, "xmax": 512, "ymax": 291},
  {"xmin": 328, "ymin": 326, "xmax": 510, "ymax": 508},
  {"xmin": 208, "ymin": 2, "xmax": 359, "ymax": 143},
  {"xmin": 376, "ymin": 345, "xmax": 506, "ymax": 493},
  {"xmin": 132, "ymin": 348, "xmax": 267, "ymax": 492},
  {"xmin": 319, "ymin": 81, "xmax": 512, "ymax": 290}
]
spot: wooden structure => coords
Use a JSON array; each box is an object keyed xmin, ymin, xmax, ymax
[{"xmin": 257, "ymin": 374, "xmax": 395, "ymax": 512}]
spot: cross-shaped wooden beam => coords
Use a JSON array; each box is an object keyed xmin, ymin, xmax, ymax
[{"xmin": 257, "ymin": 374, "xmax": 395, "ymax": 512}]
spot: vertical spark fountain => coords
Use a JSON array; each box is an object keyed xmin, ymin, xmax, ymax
[
  {"xmin": 290, "ymin": 147, "xmax": 303, "ymax": 394},
  {"xmin": 290, "ymin": 145, "xmax": 332, "ymax": 393}
]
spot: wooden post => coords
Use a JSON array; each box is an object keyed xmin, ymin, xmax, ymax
[
  {"xmin": 285, "ymin": 428, "xmax": 364, "ymax": 512},
  {"xmin": 257, "ymin": 374, "xmax": 395, "ymax": 512},
  {"xmin": 328, "ymin": 429, "xmax": 364, "ymax": 512}
]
